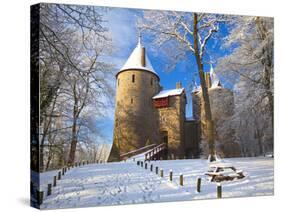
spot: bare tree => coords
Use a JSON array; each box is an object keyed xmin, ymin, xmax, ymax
[
  {"xmin": 216, "ymin": 16, "xmax": 273, "ymax": 155},
  {"xmin": 39, "ymin": 3, "xmax": 115, "ymax": 169},
  {"xmin": 139, "ymin": 11, "xmax": 225, "ymax": 161}
]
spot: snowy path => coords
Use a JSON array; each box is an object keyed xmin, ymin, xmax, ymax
[{"xmin": 40, "ymin": 157, "xmax": 273, "ymax": 209}]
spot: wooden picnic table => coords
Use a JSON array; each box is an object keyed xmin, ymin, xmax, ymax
[{"xmin": 205, "ymin": 163, "xmax": 245, "ymax": 182}]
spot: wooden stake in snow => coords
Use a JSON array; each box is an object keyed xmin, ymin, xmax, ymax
[
  {"xmin": 179, "ymin": 174, "xmax": 183, "ymax": 186},
  {"xmin": 37, "ymin": 190, "xmax": 44, "ymax": 205},
  {"xmin": 160, "ymin": 169, "xmax": 164, "ymax": 177},
  {"xmin": 197, "ymin": 178, "xmax": 201, "ymax": 192},
  {"xmin": 169, "ymin": 170, "xmax": 173, "ymax": 181},
  {"xmin": 150, "ymin": 164, "xmax": 153, "ymax": 171},
  {"xmin": 58, "ymin": 171, "xmax": 61, "ymax": 180},
  {"xmin": 53, "ymin": 176, "xmax": 57, "ymax": 187},
  {"xmin": 47, "ymin": 184, "xmax": 52, "ymax": 196},
  {"xmin": 156, "ymin": 166, "xmax": 159, "ymax": 174},
  {"xmin": 217, "ymin": 183, "xmax": 222, "ymax": 198}
]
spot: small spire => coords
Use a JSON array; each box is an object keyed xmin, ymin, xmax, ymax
[{"xmin": 137, "ymin": 32, "xmax": 142, "ymax": 47}]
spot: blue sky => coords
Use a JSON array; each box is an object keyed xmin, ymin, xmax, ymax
[{"xmin": 97, "ymin": 6, "xmax": 232, "ymax": 145}]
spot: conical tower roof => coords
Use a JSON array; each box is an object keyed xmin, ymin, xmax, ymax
[{"xmin": 116, "ymin": 36, "xmax": 159, "ymax": 79}]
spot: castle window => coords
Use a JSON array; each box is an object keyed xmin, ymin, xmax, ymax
[
  {"xmin": 151, "ymin": 77, "xmax": 153, "ymax": 86},
  {"xmin": 132, "ymin": 74, "xmax": 135, "ymax": 83},
  {"xmin": 131, "ymin": 98, "xmax": 133, "ymax": 104}
]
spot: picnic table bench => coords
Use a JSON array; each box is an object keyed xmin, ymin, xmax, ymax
[{"xmin": 205, "ymin": 163, "xmax": 245, "ymax": 182}]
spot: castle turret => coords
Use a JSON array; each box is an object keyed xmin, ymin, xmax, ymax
[
  {"xmin": 108, "ymin": 37, "xmax": 160, "ymax": 162},
  {"xmin": 191, "ymin": 66, "xmax": 240, "ymax": 158}
]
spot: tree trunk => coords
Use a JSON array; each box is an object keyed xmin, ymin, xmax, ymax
[
  {"xmin": 193, "ymin": 13, "xmax": 216, "ymax": 161},
  {"xmin": 67, "ymin": 82, "xmax": 79, "ymax": 165},
  {"xmin": 255, "ymin": 17, "xmax": 274, "ymax": 151},
  {"xmin": 68, "ymin": 119, "xmax": 78, "ymax": 165}
]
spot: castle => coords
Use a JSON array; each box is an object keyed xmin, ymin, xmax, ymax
[{"xmin": 108, "ymin": 38, "xmax": 240, "ymax": 162}]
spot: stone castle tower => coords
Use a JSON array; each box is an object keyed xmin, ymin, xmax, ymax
[
  {"xmin": 192, "ymin": 67, "xmax": 240, "ymax": 158},
  {"xmin": 108, "ymin": 37, "xmax": 187, "ymax": 162},
  {"xmin": 108, "ymin": 37, "xmax": 161, "ymax": 162}
]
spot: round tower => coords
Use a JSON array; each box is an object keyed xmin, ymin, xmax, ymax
[
  {"xmin": 191, "ymin": 69, "xmax": 240, "ymax": 158},
  {"xmin": 108, "ymin": 37, "xmax": 160, "ymax": 162}
]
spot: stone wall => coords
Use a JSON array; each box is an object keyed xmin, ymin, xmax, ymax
[
  {"xmin": 158, "ymin": 93, "xmax": 186, "ymax": 159},
  {"xmin": 193, "ymin": 87, "xmax": 241, "ymax": 158},
  {"xmin": 108, "ymin": 69, "xmax": 160, "ymax": 162}
]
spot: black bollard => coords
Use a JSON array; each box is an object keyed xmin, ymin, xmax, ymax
[
  {"xmin": 37, "ymin": 190, "xmax": 44, "ymax": 205},
  {"xmin": 47, "ymin": 183, "xmax": 52, "ymax": 196},
  {"xmin": 197, "ymin": 178, "xmax": 201, "ymax": 192},
  {"xmin": 169, "ymin": 170, "xmax": 173, "ymax": 181},
  {"xmin": 179, "ymin": 174, "xmax": 183, "ymax": 186},
  {"xmin": 58, "ymin": 171, "xmax": 61, "ymax": 180},
  {"xmin": 160, "ymin": 169, "xmax": 164, "ymax": 177},
  {"xmin": 53, "ymin": 176, "xmax": 57, "ymax": 187},
  {"xmin": 156, "ymin": 166, "xmax": 158, "ymax": 175},
  {"xmin": 217, "ymin": 183, "xmax": 222, "ymax": 198},
  {"xmin": 150, "ymin": 164, "xmax": 153, "ymax": 171}
]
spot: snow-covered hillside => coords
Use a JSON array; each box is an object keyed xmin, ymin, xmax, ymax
[{"xmin": 39, "ymin": 157, "xmax": 273, "ymax": 209}]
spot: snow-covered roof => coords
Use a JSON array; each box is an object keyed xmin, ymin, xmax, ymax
[
  {"xmin": 153, "ymin": 88, "xmax": 185, "ymax": 99},
  {"xmin": 117, "ymin": 37, "xmax": 159, "ymax": 78}
]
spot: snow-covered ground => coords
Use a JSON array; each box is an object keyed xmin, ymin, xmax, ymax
[{"xmin": 39, "ymin": 157, "xmax": 273, "ymax": 209}]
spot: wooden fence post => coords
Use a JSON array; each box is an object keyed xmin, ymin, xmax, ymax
[
  {"xmin": 150, "ymin": 164, "xmax": 153, "ymax": 171},
  {"xmin": 160, "ymin": 169, "xmax": 164, "ymax": 177},
  {"xmin": 197, "ymin": 178, "xmax": 201, "ymax": 192},
  {"xmin": 58, "ymin": 171, "xmax": 61, "ymax": 180},
  {"xmin": 156, "ymin": 166, "xmax": 158, "ymax": 175},
  {"xmin": 53, "ymin": 176, "xmax": 57, "ymax": 187},
  {"xmin": 37, "ymin": 190, "xmax": 44, "ymax": 205},
  {"xmin": 217, "ymin": 183, "xmax": 222, "ymax": 198},
  {"xmin": 169, "ymin": 170, "xmax": 173, "ymax": 181},
  {"xmin": 179, "ymin": 174, "xmax": 183, "ymax": 186},
  {"xmin": 47, "ymin": 183, "xmax": 52, "ymax": 196}
]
